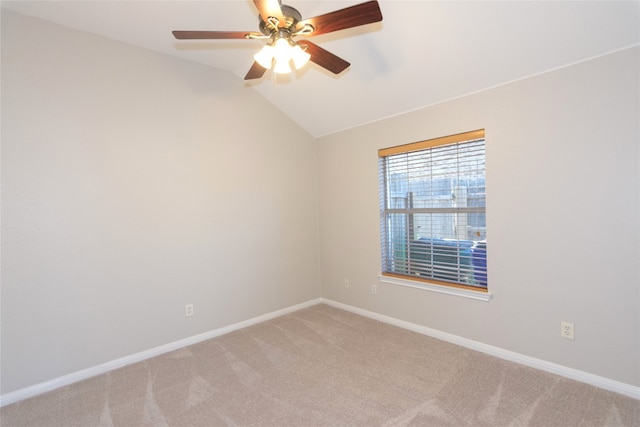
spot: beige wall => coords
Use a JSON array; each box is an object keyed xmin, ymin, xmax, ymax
[
  {"xmin": 317, "ymin": 47, "xmax": 640, "ymax": 387},
  {"xmin": 1, "ymin": 10, "xmax": 320, "ymax": 394}
]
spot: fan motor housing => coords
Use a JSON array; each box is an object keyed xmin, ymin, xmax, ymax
[{"xmin": 259, "ymin": 5, "xmax": 302, "ymax": 35}]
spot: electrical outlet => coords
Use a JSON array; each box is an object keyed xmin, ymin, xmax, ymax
[
  {"xmin": 344, "ymin": 279, "xmax": 350, "ymax": 288},
  {"xmin": 561, "ymin": 321, "xmax": 574, "ymax": 340},
  {"xmin": 371, "ymin": 284, "xmax": 377, "ymax": 295},
  {"xmin": 185, "ymin": 304, "xmax": 194, "ymax": 317}
]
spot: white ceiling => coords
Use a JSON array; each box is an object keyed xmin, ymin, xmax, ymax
[{"xmin": 2, "ymin": 0, "xmax": 639, "ymax": 137}]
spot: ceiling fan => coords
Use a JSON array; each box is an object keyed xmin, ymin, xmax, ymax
[{"xmin": 172, "ymin": 0, "xmax": 383, "ymax": 80}]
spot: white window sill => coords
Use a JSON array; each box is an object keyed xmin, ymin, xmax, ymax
[{"xmin": 378, "ymin": 274, "xmax": 492, "ymax": 302}]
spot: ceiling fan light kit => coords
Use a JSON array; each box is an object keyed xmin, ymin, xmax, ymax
[
  {"xmin": 253, "ymin": 31, "xmax": 311, "ymax": 73},
  {"xmin": 172, "ymin": 0, "xmax": 383, "ymax": 80}
]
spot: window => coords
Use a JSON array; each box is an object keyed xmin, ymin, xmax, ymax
[{"xmin": 378, "ymin": 130, "xmax": 487, "ymax": 293}]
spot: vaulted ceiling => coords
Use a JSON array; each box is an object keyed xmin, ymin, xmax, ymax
[{"xmin": 2, "ymin": 1, "xmax": 638, "ymax": 137}]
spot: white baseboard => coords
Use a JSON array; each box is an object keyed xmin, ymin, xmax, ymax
[
  {"xmin": 0, "ymin": 298, "xmax": 323, "ymax": 407},
  {"xmin": 321, "ymin": 298, "xmax": 640, "ymax": 400},
  {"xmin": 3, "ymin": 296, "xmax": 638, "ymax": 407}
]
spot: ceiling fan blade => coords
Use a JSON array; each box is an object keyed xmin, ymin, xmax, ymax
[
  {"xmin": 253, "ymin": 0, "xmax": 285, "ymax": 27},
  {"xmin": 300, "ymin": 41, "xmax": 350, "ymax": 75},
  {"xmin": 296, "ymin": 0, "xmax": 382, "ymax": 37},
  {"xmin": 172, "ymin": 31, "xmax": 257, "ymax": 40},
  {"xmin": 244, "ymin": 62, "xmax": 268, "ymax": 80}
]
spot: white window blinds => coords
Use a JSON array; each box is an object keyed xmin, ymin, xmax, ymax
[{"xmin": 378, "ymin": 130, "xmax": 487, "ymax": 290}]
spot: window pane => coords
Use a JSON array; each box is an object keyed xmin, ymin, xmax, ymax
[{"xmin": 379, "ymin": 134, "xmax": 487, "ymax": 289}]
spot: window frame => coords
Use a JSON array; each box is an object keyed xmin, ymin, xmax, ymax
[{"xmin": 378, "ymin": 129, "xmax": 490, "ymax": 301}]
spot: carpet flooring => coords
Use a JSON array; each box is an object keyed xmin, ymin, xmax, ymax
[{"xmin": 1, "ymin": 304, "xmax": 639, "ymax": 426}]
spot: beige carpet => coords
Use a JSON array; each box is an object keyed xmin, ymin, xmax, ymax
[{"xmin": 2, "ymin": 304, "xmax": 639, "ymax": 426}]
